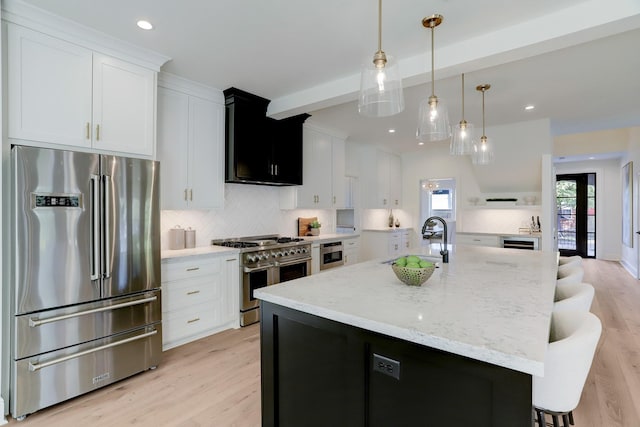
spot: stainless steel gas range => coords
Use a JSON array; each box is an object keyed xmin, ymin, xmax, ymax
[{"xmin": 212, "ymin": 235, "xmax": 311, "ymax": 326}]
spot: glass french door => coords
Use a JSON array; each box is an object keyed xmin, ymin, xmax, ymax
[{"xmin": 556, "ymin": 173, "xmax": 596, "ymax": 258}]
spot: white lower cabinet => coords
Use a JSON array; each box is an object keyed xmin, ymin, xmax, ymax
[
  {"xmin": 456, "ymin": 233, "xmax": 500, "ymax": 247},
  {"xmin": 361, "ymin": 230, "xmax": 411, "ymax": 261},
  {"xmin": 343, "ymin": 237, "xmax": 360, "ymax": 266},
  {"xmin": 161, "ymin": 252, "xmax": 239, "ymax": 350}
]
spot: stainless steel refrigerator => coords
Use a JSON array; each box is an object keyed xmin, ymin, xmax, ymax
[{"xmin": 11, "ymin": 145, "xmax": 162, "ymax": 420}]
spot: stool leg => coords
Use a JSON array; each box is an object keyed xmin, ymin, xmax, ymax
[
  {"xmin": 552, "ymin": 414, "xmax": 560, "ymax": 427},
  {"xmin": 535, "ymin": 408, "xmax": 545, "ymax": 426},
  {"xmin": 562, "ymin": 413, "xmax": 570, "ymax": 427},
  {"xmin": 568, "ymin": 411, "xmax": 575, "ymax": 425}
]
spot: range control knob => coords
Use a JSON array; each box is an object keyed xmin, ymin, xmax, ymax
[{"xmin": 246, "ymin": 254, "xmax": 256, "ymax": 263}]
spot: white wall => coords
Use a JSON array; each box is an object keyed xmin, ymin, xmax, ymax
[
  {"xmin": 161, "ymin": 183, "xmax": 335, "ymax": 250},
  {"xmin": 620, "ymin": 127, "xmax": 640, "ymax": 275},
  {"xmin": 400, "ymin": 119, "xmax": 553, "ymax": 248}
]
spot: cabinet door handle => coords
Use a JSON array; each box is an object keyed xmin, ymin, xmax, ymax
[
  {"xmin": 394, "ymin": 244, "xmax": 398, "ymax": 250},
  {"xmin": 189, "ymin": 189, "xmax": 193, "ymax": 201},
  {"xmin": 333, "ymin": 196, "xmax": 336, "ymax": 204},
  {"xmin": 85, "ymin": 122, "xmax": 90, "ymax": 139},
  {"xmin": 184, "ymin": 189, "xmax": 188, "ymax": 201},
  {"xmin": 186, "ymin": 267, "xmax": 200, "ymax": 272},
  {"xmin": 274, "ymin": 164, "xmax": 278, "ymax": 176},
  {"xmin": 186, "ymin": 290, "xmax": 200, "ymax": 295},
  {"xmin": 187, "ymin": 317, "xmax": 200, "ymax": 324},
  {"xmin": 95, "ymin": 124, "xmax": 100, "ymax": 141},
  {"xmin": 395, "ymin": 199, "xmax": 399, "ymax": 205},
  {"xmin": 383, "ymin": 199, "xmax": 387, "ymax": 205}
]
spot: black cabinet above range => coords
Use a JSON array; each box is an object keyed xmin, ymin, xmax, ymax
[{"xmin": 224, "ymin": 88, "xmax": 309, "ymax": 186}]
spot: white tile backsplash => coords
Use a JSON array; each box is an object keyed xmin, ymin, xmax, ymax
[
  {"xmin": 161, "ymin": 184, "xmax": 334, "ymax": 249},
  {"xmin": 459, "ymin": 208, "xmax": 543, "ymax": 234}
]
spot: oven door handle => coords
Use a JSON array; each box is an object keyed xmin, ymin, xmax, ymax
[
  {"xmin": 243, "ymin": 263, "xmax": 275, "ymax": 273},
  {"xmin": 274, "ymin": 256, "xmax": 312, "ymax": 267}
]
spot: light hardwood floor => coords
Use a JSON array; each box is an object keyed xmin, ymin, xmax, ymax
[{"xmin": 6, "ymin": 258, "xmax": 639, "ymax": 426}]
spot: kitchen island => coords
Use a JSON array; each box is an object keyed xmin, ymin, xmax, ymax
[{"xmin": 255, "ymin": 244, "xmax": 558, "ymax": 427}]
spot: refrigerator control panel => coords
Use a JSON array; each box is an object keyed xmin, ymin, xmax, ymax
[{"xmin": 31, "ymin": 193, "xmax": 82, "ymax": 208}]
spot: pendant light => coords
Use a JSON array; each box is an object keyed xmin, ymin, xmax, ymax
[
  {"xmin": 358, "ymin": 0, "xmax": 404, "ymax": 117},
  {"xmin": 450, "ymin": 73, "xmax": 474, "ymax": 155},
  {"xmin": 416, "ymin": 14, "xmax": 450, "ymax": 143},
  {"xmin": 472, "ymin": 84, "xmax": 494, "ymax": 165}
]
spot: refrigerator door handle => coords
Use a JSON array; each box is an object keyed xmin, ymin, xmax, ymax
[
  {"xmin": 103, "ymin": 174, "xmax": 112, "ymax": 279},
  {"xmin": 90, "ymin": 174, "xmax": 101, "ymax": 281},
  {"xmin": 28, "ymin": 295, "xmax": 158, "ymax": 327},
  {"xmin": 28, "ymin": 329, "xmax": 158, "ymax": 372}
]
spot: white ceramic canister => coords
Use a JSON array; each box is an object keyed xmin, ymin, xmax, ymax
[
  {"xmin": 169, "ymin": 225, "xmax": 185, "ymax": 250},
  {"xmin": 185, "ymin": 227, "xmax": 196, "ymax": 249}
]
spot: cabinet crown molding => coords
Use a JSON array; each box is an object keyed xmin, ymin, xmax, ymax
[
  {"xmin": 2, "ymin": 0, "xmax": 171, "ymax": 71},
  {"xmin": 158, "ymin": 72, "xmax": 224, "ymax": 104}
]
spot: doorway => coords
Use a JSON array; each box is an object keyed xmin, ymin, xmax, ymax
[{"xmin": 556, "ymin": 173, "xmax": 596, "ymax": 258}]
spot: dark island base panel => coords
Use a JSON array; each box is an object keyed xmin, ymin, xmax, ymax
[{"xmin": 260, "ymin": 302, "xmax": 533, "ymax": 427}]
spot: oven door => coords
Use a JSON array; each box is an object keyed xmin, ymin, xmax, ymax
[
  {"xmin": 274, "ymin": 257, "xmax": 311, "ymax": 283},
  {"xmin": 242, "ymin": 264, "xmax": 275, "ymax": 312},
  {"xmin": 321, "ymin": 242, "xmax": 344, "ymax": 270}
]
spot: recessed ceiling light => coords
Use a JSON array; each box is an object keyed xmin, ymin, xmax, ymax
[
  {"xmin": 388, "ymin": 129, "xmax": 396, "ymax": 133},
  {"xmin": 137, "ymin": 20, "xmax": 153, "ymax": 30},
  {"xmin": 525, "ymin": 105, "xmax": 535, "ymax": 111},
  {"xmin": 418, "ymin": 142, "xmax": 424, "ymax": 146},
  {"xmin": 588, "ymin": 156, "xmax": 596, "ymax": 160}
]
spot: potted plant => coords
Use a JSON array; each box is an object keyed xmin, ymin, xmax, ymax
[{"xmin": 309, "ymin": 220, "xmax": 321, "ymax": 236}]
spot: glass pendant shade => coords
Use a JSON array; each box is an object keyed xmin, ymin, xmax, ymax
[
  {"xmin": 358, "ymin": 54, "xmax": 404, "ymax": 117},
  {"xmin": 358, "ymin": 0, "xmax": 404, "ymax": 117},
  {"xmin": 472, "ymin": 136, "xmax": 494, "ymax": 164},
  {"xmin": 450, "ymin": 73, "xmax": 474, "ymax": 155},
  {"xmin": 416, "ymin": 14, "xmax": 450, "ymax": 144},
  {"xmin": 450, "ymin": 120, "xmax": 474, "ymax": 155},
  {"xmin": 472, "ymin": 83, "xmax": 493, "ymax": 164},
  {"xmin": 416, "ymin": 95, "xmax": 450, "ymax": 142}
]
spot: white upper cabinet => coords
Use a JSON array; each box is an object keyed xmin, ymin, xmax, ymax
[
  {"xmin": 8, "ymin": 24, "xmax": 93, "ymax": 148},
  {"xmin": 280, "ymin": 126, "xmax": 348, "ymax": 209},
  {"xmin": 361, "ymin": 148, "xmax": 403, "ymax": 209},
  {"xmin": 7, "ymin": 24, "xmax": 156, "ymax": 157},
  {"xmin": 92, "ymin": 54, "xmax": 155, "ymax": 155},
  {"xmin": 157, "ymin": 84, "xmax": 224, "ymax": 210}
]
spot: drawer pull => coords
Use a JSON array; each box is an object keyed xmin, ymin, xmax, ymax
[
  {"xmin": 29, "ymin": 296, "xmax": 157, "ymax": 327},
  {"xmin": 29, "ymin": 329, "xmax": 157, "ymax": 371},
  {"xmin": 186, "ymin": 290, "xmax": 200, "ymax": 295},
  {"xmin": 187, "ymin": 317, "xmax": 200, "ymax": 324},
  {"xmin": 186, "ymin": 267, "xmax": 200, "ymax": 272}
]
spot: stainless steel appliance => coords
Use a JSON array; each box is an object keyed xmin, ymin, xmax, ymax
[
  {"xmin": 500, "ymin": 236, "xmax": 539, "ymax": 250},
  {"xmin": 212, "ymin": 235, "xmax": 311, "ymax": 326},
  {"xmin": 11, "ymin": 146, "xmax": 161, "ymax": 420},
  {"xmin": 320, "ymin": 241, "xmax": 344, "ymax": 270}
]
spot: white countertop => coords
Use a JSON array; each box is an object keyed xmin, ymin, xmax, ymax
[
  {"xmin": 362, "ymin": 227, "xmax": 412, "ymax": 232},
  {"xmin": 457, "ymin": 231, "xmax": 542, "ymax": 238},
  {"xmin": 255, "ymin": 244, "xmax": 558, "ymax": 376},
  {"xmin": 161, "ymin": 245, "xmax": 240, "ymax": 260},
  {"xmin": 301, "ymin": 233, "xmax": 360, "ymax": 244}
]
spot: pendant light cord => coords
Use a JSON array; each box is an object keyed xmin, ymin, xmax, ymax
[
  {"xmin": 377, "ymin": 0, "xmax": 382, "ymax": 52},
  {"xmin": 461, "ymin": 73, "xmax": 465, "ymax": 119},
  {"xmin": 482, "ymin": 89, "xmax": 486, "ymax": 137},
  {"xmin": 431, "ymin": 26, "xmax": 435, "ymax": 96}
]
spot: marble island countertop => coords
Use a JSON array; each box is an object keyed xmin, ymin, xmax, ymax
[{"xmin": 255, "ymin": 244, "xmax": 558, "ymax": 376}]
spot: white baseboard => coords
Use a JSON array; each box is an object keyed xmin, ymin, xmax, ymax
[{"xmin": 620, "ymin": 258, "xmax": 637, "ymax": 278}]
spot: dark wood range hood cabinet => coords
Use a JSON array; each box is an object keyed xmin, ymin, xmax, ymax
[{"xmin": 224, "ymin": 88, "xmax": 310, "ymax": 186}]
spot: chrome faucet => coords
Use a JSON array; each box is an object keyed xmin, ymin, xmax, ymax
[{"xmin": 422, "ymin": 216, "xmax": 449, "ymax": 263}]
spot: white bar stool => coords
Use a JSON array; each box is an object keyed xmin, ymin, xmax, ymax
[
  {"xmin": 533, "ymin": 310, "xmax": 602, "ymax": 427},
  {"xmin": 556, "ymin": 266, "xmax": 584, "ymax": 285},
  {"xmin": 554, "ymin": 283, "xmax": 595, "ymax": 312},
  {"xmin": 558, "ymin": 255, "xmax": 583, "ymax": 266}
]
